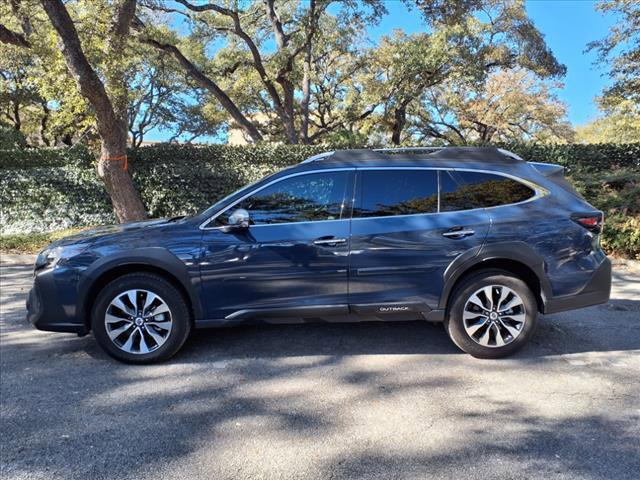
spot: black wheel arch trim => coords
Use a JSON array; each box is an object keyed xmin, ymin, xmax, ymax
[
  {"xmin": 78, "ymin": 247, "xmax": 204, "ymax": 323},
  {"xmin": 439, "ymin": 241, "xmax": 552, "ymax": 311}
]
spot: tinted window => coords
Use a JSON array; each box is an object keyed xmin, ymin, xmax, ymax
[
  {"xmin": 445, "ymin": 171, "xmax": 535, "ymax": 210},
  {"xmin": 440, "ymin": 171, "xmax": 477, "ymax": 212},
  {"xmin": 216, "ymin": 171, "xmax": 348, "ymax": 226},
  {"xmin": 355, "ymin": 170, "xmax": 438, "ymax": 218}
]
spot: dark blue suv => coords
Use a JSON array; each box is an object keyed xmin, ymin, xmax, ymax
[{"xmin": 27, "ymin": 147, "xmax": 611, "ymax": 363}]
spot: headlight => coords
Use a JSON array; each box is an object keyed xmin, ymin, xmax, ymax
[{"xmin": 35, "ymin": 245, "xmax": 87, "ymax": 270}]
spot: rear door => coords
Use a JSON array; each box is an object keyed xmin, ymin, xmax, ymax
[{"xmin": 348, "ymin": 168, "xmax": 490, "ymax": 313}]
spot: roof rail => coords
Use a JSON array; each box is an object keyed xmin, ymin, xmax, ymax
[
  {"xmin": 301, "ymin": 147, "xmax": 441, "ymax": 163},
  {"xmin": 496, "ymin": 148, "xmax": 524, "ymax": 161},
  {"xmin": 300, "ymin": 151, "xmax": 335, "ymax": 163},
  {"xmin": 372, "ymin": 147, "xmax": 444, "ymax": 154},
  {"xmin": 299, "ymin": 146, "xmax": 524, "ymax": 164}
]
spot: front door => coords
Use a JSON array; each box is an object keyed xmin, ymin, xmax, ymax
[
  {"xmin": 199, "ymin": 169, "xmax": 354, "ymax": 321},
  {"xmin": 348, "ymin": 168, "xmax": 490, "ymax": 313}
]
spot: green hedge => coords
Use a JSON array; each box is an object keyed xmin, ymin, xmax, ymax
[
  {"xmin": 0, "ymin": 144, "xmax": 330, "ymax": 235},
  {"xmin": 2, "ymin": 142, "xmax": 639, "ymax": 170},
  {"xmin": 130, "ymin": 144, "xmax": 328, "ymax": 218},
  {"xmin": 0, "ymin": 144, "xmax": 95, "ymax": 169},
  {"xmin": 496, "ymin": 143, "xmax": 640, "ymax": 172},
  {"xmin": 0, "ymin": 124, "xmax": 28, "ymax": 150},
  {"xmin": 1, "ymin": 143, "xmax": 638, "ymax": 258}
]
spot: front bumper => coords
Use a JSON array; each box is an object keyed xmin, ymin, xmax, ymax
[
  {"xmin": 26, "ymin": 267, "xmax": 88, "ymax": 335},
  {"xmin": 544, "ymin": 257, "xmax": 612, "ymax": 314}
]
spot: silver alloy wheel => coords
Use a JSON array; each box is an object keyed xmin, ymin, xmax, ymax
[
  {"xmin": 462, "ymin": 285, "xmax": 526, "ymax": 348},
  {"xmin": 104, "ymin": 289, "xmax": 173, "ymax": 355}
]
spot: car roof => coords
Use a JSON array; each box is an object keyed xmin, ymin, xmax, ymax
[{"xmin": 293, "ymin": 147, "xmax": 525, "ymax": 172}]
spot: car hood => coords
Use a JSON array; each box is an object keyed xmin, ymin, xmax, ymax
[{"xmin": 49, "ymin": 218, "xmax": 178, "ymax": 248}]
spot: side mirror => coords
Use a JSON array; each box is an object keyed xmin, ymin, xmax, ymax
[{"xmin": 222, "ymin": 208, "xmax": 250, "ymax": 232}]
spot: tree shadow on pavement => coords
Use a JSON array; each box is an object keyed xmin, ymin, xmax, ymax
[
  {"xmin": 2, "ymin": 265, "xmax": 639, "ymax": 479},
  {"xmin": 317, "ymin": 402, "xmax": 640, "ymax": 480}
]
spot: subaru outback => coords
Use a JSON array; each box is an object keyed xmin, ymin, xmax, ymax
[{"xmin": 27, "ymin": 147, "xmax": 612, "ymax": 363}]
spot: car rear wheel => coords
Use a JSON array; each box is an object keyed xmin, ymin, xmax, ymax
[
  {"xmin": 91, "ymin": 273, "xmax": 191, "ymax": 364},
  {"xmin": 445, "ymin": 270, "xmax": 537, "ymax": 358}
]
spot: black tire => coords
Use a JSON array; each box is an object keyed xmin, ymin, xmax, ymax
[
  {"xmin": 91, "ymin": 272, "xmax": 192, "ymax": 364},
  {"xmin": 445, "ymin": 269, "xmax": 537, "ymax": 359}
]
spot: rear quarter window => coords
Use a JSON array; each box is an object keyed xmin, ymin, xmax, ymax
[{"xmin": 445, "ymin": 171, "xmax": 535, "ymax": 210}]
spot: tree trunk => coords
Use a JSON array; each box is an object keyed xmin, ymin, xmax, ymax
[
  {"xmin": 300, "ymin": 0, "xmax": 318, "ymax": 145},
  {"xmin": 12, "ymin": 100, "xmax": 21, "ymax": 132},
  {"xmin": 391, "ymin": 107, "xmax": 407, "ymax": 145},
  {"xmin": 98, "ymin": 125, "xmax": 147, "ymax": 222},
  {"xmin": 300, "ymin": 53, "xmax": 311, "ymax": 144},
  {"xmin": 39, "ymin": 100, "xmax": 51, "ymax": 146},
  {"xmin": 41, "ymin": 0, "xmax": 146, "ymax": 223},
  {"xmin": 281, "ymin": 81, "xmax": 298, "ymax": 144}
]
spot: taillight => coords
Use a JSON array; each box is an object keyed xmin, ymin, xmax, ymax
[{"xmin": 571, "ymin": 212, "xmax": 604, "ymax": 233}]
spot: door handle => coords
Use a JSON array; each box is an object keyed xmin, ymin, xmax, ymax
[
  {"xmin": 442, "ymin": 228, "xmax": 475, "ymax": 239},
  {"xmin": 313, "ymin": 237, "xmax": 347, "ymax": 246}
]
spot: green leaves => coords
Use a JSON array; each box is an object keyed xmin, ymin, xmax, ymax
[
  {"xmin": 577, "ymin": 99, "xmax": 640, "ymax": 144},
  {"xmin": 588, "ymin": 0, "xmax": 639, "ymax": 106}
]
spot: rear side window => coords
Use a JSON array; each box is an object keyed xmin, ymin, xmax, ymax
[
  {"xmin": 440, "ymin": 171, "xmax": 477, "ymax": 212},
  {"xmin": 355, "ymin": 170, "xmax": 438, "ymax": 218},
  {"xmin": 445, "ymin": 171, "xmax": 535, "ymax": 210}
]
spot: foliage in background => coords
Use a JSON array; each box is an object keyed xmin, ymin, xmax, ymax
[
  {"xmin": 579, "ymin": 0, "xmax": 640, "ymax": 144},
  {"xmin": 0, "ymin": 0, "xmax": 223, "ymax": 149},
  {"xmin": 1, "ymin": 143, "xmax": 638, "ymax": 258},
  {"xmin": 588, "ymin": 0, "xmax": 639, "ymax": 108},
  {"xmin": 412, "ymin": 69, "xmax": 575, "ymax": 145},
  {"xmin": 0, "ymin": 122, "xmax": 27, "ymax": 149},
  {"xmin": 0, "ymin": 227, "xmax": 88, "ymax": 254},
  {"xmin": 576, "ymin": 98, "xmax": 640, "ymax": 144},
  {"xmin": 1, "ymin": 0, "xmax": 574, "ymax": 149}
]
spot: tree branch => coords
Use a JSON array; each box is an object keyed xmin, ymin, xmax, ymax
[
  {"xmin": 111, "ymin": 0, "xmax": 137, "ymax": 39},
  {"xmin": 0, "ymin": 24, "xmax": 31, "ymax": 48},
  {"xmin": 139, "ymin": 36, "xmax": 263, "ymax": 142},
  {"xmin": 174, "ymin": 0, "xmax": 292, "ymax": 140},
  {"xmin": 264, "ymin": 0, "xmax": 288, "ymax": 48},
  {"xmin": 174, "ymin": 0, "xmax": 234, "ymax": 17},
  {"xmin": 9, "ymin": 0, "xmax": 32, "ymax": 36},
  {"xmin": 40, "ymin": 0, "xmax": 119, "ymax": 138}
]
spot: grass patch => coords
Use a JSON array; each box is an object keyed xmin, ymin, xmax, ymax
[{"xmin": 0, "ymin": 227, "xmax": 90, "ymax": 254}]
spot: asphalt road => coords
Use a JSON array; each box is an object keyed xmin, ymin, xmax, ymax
[{"xmin": 1, "ymin": 257, "xmax": 639, "ymax": 480}]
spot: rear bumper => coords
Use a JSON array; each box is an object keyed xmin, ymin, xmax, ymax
[
  {"xmin": 544, "ymin": 257, "xmax": 611, "ymax": 314},
  {"xmin": 26, "ymin": 268, "xmax": 88, "ymax": 335}
]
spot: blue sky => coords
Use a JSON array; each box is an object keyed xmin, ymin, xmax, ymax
[
  {"xmin": 524, "ymin": 0, "xmax": 614, "ymax": 125},
  {"xmin": 147, "ymin": 0, "xmax": 616, "ymax": 142}
]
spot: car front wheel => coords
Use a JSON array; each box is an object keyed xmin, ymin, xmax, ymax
[
  {"xmin": 91, "ymin": 273, "xmax": 192, "ymax": 364},
  {"xmin": 445, "ymin": 270, "xmax": 538, "ymax": 359}
]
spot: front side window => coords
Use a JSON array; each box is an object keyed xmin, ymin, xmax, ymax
[
  {"xmin": 216, "ymin": 171, "xmax": 349, "ymax": 226},
  {"xmin": 354, "ymin": 170, "xmax": 438, "ymax": 218},
  {"xmin": 446, "ymin": 171, "xmax": 535, "ymax": 209}
]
